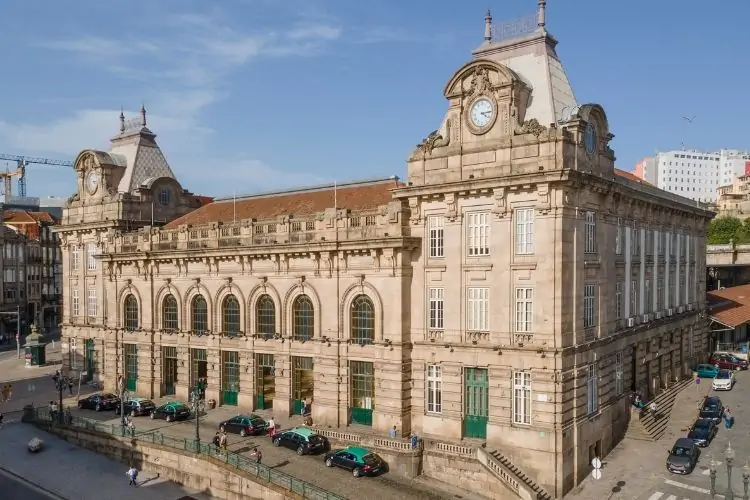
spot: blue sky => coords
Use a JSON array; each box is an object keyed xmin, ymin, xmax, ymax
[{"xmin": 0, "ymin": 0, "xmax": 747, "ymax": 198}]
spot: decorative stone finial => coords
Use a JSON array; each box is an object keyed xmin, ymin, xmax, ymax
[
  {"xmin": 537, "ymin": 0, "xmax": 546, "ymax": 28},
  {"xmin": 119, "ymin": 108, "xmax": 125, "ymax": 133},
  {"xmin": 484, "ymin": 9, "xmax": 493, "ymax": 42},
  {"xmin": 140, "ymin": 103, "xmax": 147, "ymax": 127}
]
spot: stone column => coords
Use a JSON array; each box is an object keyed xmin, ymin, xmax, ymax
[
  {"xmin": 175, "ymin": 346, "xmax": 190, "ymax": 402},
  {"xmin": 274, "ymin": 354, "xmax": 291, "ymax": 417},
  {"xmin": 104, "ymin": 340, "xmax": 119, "ymax": 392},
  {"xmin": 238, "ymin": 349, "xmax": 255, "ymax": 410},
  {"xmin": 313, "ymin": 353, "xmax": 339, "ymax": 427}
]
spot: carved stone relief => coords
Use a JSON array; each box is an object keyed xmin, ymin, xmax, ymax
[
  {"xmin": 408, "ymin": 197, "xmax": 421, "ymax": 225},
  {"xmin": 492, "ymin": 188, "xmax": 508, "ymax": 219},
  {"xmin": 445, "ymin": 193, "xmax": 458, "ymax": 221}
]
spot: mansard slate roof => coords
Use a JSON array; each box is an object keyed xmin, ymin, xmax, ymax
[{"xmin": 164, "ymin": 177, "xmax": 403, "ymax": 228}]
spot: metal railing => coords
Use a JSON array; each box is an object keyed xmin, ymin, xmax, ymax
[{"xmin": 28, "ymin": 408, "xmax": 346, "ymax": 500}]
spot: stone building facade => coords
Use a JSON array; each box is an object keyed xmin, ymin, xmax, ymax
[{"xmin": 57, "ymin": 6, "xmax": 715, "ymax": 497}]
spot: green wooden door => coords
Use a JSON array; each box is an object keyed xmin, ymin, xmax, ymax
[
  {"xmin": 222, "ymin": 351, "xmax": 239, "ymax": 406},
  {"xmin": 463, "ymin": 367, "xmax": 488, "ymax": 439},
  {"xmin": 350, "ymin": 361, "xmax": 374, "ymax": 426},
  {"xmin": 124, "ymin": 344, "xmax": 138, "ymax": 392},
  {"xmin": 255, "ymin": 354, "xmax": 275, "ymax": 410},
  {"xmin": 85, "ymin": 339, "xmax": 96, "ymax": 380},
  {"xmin": 292, "ymin": 356, "xmax": 314, "ymax": 415}
]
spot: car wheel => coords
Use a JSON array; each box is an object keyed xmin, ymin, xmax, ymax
[
  {"xmin": 150, "ymin": 412, "xmax": 155, "ymax": 419},
  {"xmin": 240, "ymin": 429, "xmax": 247, "ymax": 437},
  {"xmin": 736, "ymin": 366, "xmax": 742, "ymax": 371},
  {"xmin": 220, "ymin": 425, "xmax": 226, "ymax": 433},
  {"xmin": 297, "ymin": 446, "xmax": 305, "ymax": 456},
  {"xmin": 325, "ymin": 458, "xmax": 333, "ymax": 467},
  {"xmin": 353, "ymin": 468, "xmax": 360, "ymax": 478},
  {"xmin": 77, "ymin": 402, "xmax": 83, "ymax": 409},
  {"xmin": 95, "ymin": 404, "xmax": 101, "ymax": 412},
  {"xmin": 274, "ymin": 438, "xmax": 281, "ymax": 447},
  {"xmin": 166, "ymin": 415, "xmax": 173, "ymax": 423}
]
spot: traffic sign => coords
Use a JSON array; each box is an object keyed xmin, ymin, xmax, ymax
[{"xmin": 591, "ymin": 457, "xmax": 602, "ymax": 480}]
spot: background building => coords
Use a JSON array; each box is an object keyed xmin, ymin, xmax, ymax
[
  {"xmin": 634, "ymin": 149, "xmax": 750, "ymax": 202},
  {"xmin": 56, "ymin": 5, "xmax": 713, "ymax": 499}
]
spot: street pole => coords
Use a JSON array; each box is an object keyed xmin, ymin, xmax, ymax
[
  {"xmin": 57, "ymin": 376, "xmax": 64, "ymax": 425},
  {"xmin": 16, "ymin": 305, "xmax": 20, "ymax": 359},
  {"xmin": 193, "ymin": 383, "xmax": 200, "ymax": 447},
  {"xmin": 118, "ymin": 375, "xmax": 125, "ymax": 426}
]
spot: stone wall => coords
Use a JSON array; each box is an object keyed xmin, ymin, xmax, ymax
[
  {"xmin": 422, "ymin": 450, "xmax": 516, "ymax": 499},
  {"xmin": 41, "ymin": 426, "xmax": 304, "ymax": 500}
]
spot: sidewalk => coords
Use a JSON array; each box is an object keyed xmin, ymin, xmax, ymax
[{"xmin": 0, "ymin": 422, "xmax": 210, "ymax": 500}]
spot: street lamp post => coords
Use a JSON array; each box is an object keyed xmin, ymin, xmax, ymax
[
  {"xmin": 191, "ymin": 382, "xmax": 201, "ymax": 448},
  {"xmin": 55, "ymin": 375, "xmax": 65, "ymax": 424},
  {"xmin": 727, "ymin": 442, "xmax": 737, "ymax": 500},
  {"xmin": 742, "ymin": 464, "xmax": 749, "ymax": 500},
  {"xmin": 118, "ymin": 375, "xmax": 126, "ymax": 426}
]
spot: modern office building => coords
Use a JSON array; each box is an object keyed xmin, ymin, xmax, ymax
[
  {"xmin": 634, "ymin": 149, "xmax": 750, "ymax": 202},
  {"xmin": 56, "ymin": 4, "xmax": 714, "ymax": 497}
]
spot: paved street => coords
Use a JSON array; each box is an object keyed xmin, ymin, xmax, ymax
[
  {"xmin": 0, "ymin": 467, "xmax": 61, "ymax": 500},
  {"xmin": 66, "ymin": 398, "xmax": 475, "ymax": 500},
  {"xmin": 566, "ymin": 371, "xmax": 750, "ymax": 500},
  {"xmin": 0, "ymin": 421, "xmax": 210, "ymax": 500}
]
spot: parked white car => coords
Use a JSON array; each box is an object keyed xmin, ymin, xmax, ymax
[{"xmin": 712, "ymin": 369, "xmax": 735, "ymax": 391}]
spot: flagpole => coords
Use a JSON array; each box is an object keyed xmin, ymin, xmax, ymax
[{"xmin": 233, "ymin": 191, "xmax": 236, "ymax": 222}]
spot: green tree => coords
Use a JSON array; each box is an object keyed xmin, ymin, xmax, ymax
[{"xmin": 707, "ymin": 216, "xmax": 745, "ymax": 244}]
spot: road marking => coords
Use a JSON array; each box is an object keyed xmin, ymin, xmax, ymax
[
  {"xmin": 648, "ymin": 493, "xmax": 664, "ymax": 500},
  {"xmin": 664, "ymin": 478, "xmax": 712, "ymax": 494}
]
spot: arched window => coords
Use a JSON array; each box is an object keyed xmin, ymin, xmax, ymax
[
  {"xmin": 192, "ymin": 296, "xmax": 208, "ymax": 333},
  {"xmin": 162, "ymin": 294, "xmax": 178, "ymax": 331},
  {"xmin": 350, "ymin": 295, "xmax": 374, "ymax": 345},
  {"xmin": 223, "ymin": 295, "xmax": 241, "ymax": 335},
  {"xmin": 256, "ymin": 295, "xmax": 276, "ymax": 336},
  {"xmin": 123, "ymin": 294, "xmax": 139, "ymax": 331},
  {"xmin": 292, "ymin": 295, "xmax": 314, "ymax": 340}
]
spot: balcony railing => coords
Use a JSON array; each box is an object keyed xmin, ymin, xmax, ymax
[
  {"xmin": 416, "ymin": 329, "xmax": 545, "ymax": 346},
  {"xmin": 109, "ymin": 207, "xmax": 407, "ymax": 254}
]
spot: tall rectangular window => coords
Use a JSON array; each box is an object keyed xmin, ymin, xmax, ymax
[
  {"xmin": 71, "ymin": 246, "xmax": 80, "ymax": 271},
  {"xmin": 630, "ymin": 279, "xmax": 638, "ymax": 316},
  {"xmin": 587, "ymin": 364, "xmax": 598, "ymax": 414},
  {"xmin": 86, "ymin": 243, "xmax": 98, "ymax": 271},
  {"xmin": 513, "ymin": 371, "xmax": 532, "ymax": 425},
  {"xmin": 426, "ymin": 364, "xmax": 442, "ymax": 414},
  {"xmin": 615, "ymin": 282, "xmax": 623, "ymax": 320},
  {"xmin": 584, "ymin": 211, "xmax": 597, "ymax": 253},
  {"xmin": 615, "ymin": 352, "xmax": 624, "ymax": 396},
  {"xmin": 668, "ymin": 273, "xmax": 676, "ymax": 308},
  {"xmin": 657, "ymin": 278, "xmax": 665, "ymax": 311},
  {"xmin": 467, "ymin": 212, "xmax": 490, "ymax": 256},
  {"xmin": 467, "ymin": 287, "xmax": 489, "ymax": 332},
  {"xmin": 645, "ymin": 229, "xmax": 653, "ymax": 256},
  {"xmin": 72, "ymin": 288, "xmax": 80, "ymax": 317},
  {"xmin": 644, "ymin": 280, "xmax": 651, "ymax": 314},
  {"xmin": 428, "ymin": 216, "xmax": 444, "ymax": 258},
  {"xmin": 615, "ymin": 218, "xmax": 623, "ymax": 255},
  {"xmin": 87, "ymin": 287, "xmax": 97, "ymax": 317},
  {"xmin": 514, "ymin": 208, "xmax": 534, "ymax": 255},
  {"xmin": 514, "ymin": 288, "xmax": 533, "ymax": 332},
  {"xmin": 632, "ymin": 227, "xmax": 640, "ymax": 256},
  {"xmin": 428, "ymin": 288, "xmax": 444, "ymax": 332},
  {"xmin": 583, "ymin": 284, "xmax": 596, "ymax": 328}
]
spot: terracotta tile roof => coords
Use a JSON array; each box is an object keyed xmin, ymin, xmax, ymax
[
  {"xmin": 614, "ymin": 168, "xmax": 651, "ymax": 185},
  {"xmin": 165, "ymin": 177, "xmax": 403, "ymax": 229},
  {"xmin": 707, "ymin": 284, "xmax": 750, "ymax": 327},
  {"xmin": 2, "ymin": 210, "xmax": 36, "ymax": 224},
  {"xmin": 27, "ymin": 211, "xmax": 58, "ymax": 224}
]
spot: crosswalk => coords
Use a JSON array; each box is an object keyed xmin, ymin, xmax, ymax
[{"xmin": 647, "ymin": 493, "xmax": 696, "ymax": 500}]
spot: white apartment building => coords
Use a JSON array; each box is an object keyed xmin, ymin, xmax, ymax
[{"xmin": 635, "ymin": 149, "xmax": 750, "ymax": 203}]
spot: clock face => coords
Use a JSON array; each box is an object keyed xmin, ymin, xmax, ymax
[
  {"xmin": 584, "ymin": 123, "xmax": 597, "ymax": 154},
  {"xmin": 469, "ymin": 97, "xmax": 494, "ymax": 129},
  {"xmin": 86, "ymin": 172, "xmax": 100, "ymax": 193}
]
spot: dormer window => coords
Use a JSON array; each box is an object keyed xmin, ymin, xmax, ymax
[{"xmin": 158, "ymin": 188, "xmax": 171, "ymax": 206}]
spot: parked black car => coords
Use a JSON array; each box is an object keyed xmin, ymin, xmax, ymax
[
  {"xmin": 150, "ymin": 402, "xmax": 191, "ymax": 422},
  {"xmin": 219, "ymin": 414, "xmax": 268, "ymax": 437},
  {"xmin": 77, "ymin": 393, "xmax": 120, "ymax": 411},
  {"xmin": 687, "ymin": 418, "xmax": 718, "ymax": 447},
  {"xmin": 324, "ymin": 446, "xmax": 386, "ymax": 477},
  {"xmin": 699, "ymin": 396, "xmax": 724, "ymax": 422},
  {"xmin": 272, "ymin": 427, "xmax": 330, "ymax": 455},
  {"xmin": 666, "ymin": 438, "xmax": 700, "ymax": 475},
  {"xmin": 115, "ymin": 398, "xmax": 156, "ymax": 417}
]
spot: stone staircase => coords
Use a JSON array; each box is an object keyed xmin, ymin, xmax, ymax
[
  {"xmin": 485, "ymin": 449, "xmax": 553, "ymax": 500},
  {"xmin": 625, "ymin": 378, "xmax": 693, "ymax": 442}
]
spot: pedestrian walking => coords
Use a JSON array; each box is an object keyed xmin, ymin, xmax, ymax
[
  {"xmin": 7, "ymin": 384, "xmax": 12, "ymax": 401},
  {"xmin": 250, "ymin": 447, "xmax": 262, "ymax": 464},
  {"xmin": 220, "ymin": 431, "xmax": 228, "ymax": 453},
  {"xmin": 212, "ymin": 432, "xmax": 221, "ymax": 451},
  {"xmin": 725, "ymin": 407, "xmax": 735, "ymax": 429},
  {"xmin": 1, "ymin": 385, "xmax": 7, "ymax": 402},
  {"xmin": 268, "ymin": 417, "xmax": 275, "ymax": 437},
  {"xmin": 649, "ymin": 401, "xmax": 658, "ymax": 418},
  {"xmin": 52, "ymin": 370, "xmax": 59, "ymax": 386},
  {"xmin": 126, "ymin": 466, "xmax": 138, "ymax": 486},
  {"xmin": 67, "ymin": 379, "xmax": 73, "ymax": 396},
  {"xmin": 389, "ymin": 425, "xmax": 398, "ymax": 439}
]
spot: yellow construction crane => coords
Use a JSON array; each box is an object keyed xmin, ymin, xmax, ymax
[{"xmin": 0, "ymin": 167, "xmax": 23, "ymax": 198}]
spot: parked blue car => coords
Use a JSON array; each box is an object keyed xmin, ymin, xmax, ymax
[{"xmin": 696, "ymin": 364, "xmax": 720, "ymax": 378}]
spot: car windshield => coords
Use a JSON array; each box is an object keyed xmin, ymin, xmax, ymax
[
  {"xmin": 140, "ymin": 400, "xmax": 154, "ymax": 406},
  {"xmin": 717, "ymin": 371, "xmax": 731, "ymax": 379},
  {"xmin": 309, "ymin": 435, "xmax": 325, "ymax": 444},
  {"xmin": 672, "ymin": 446, "xmax": 691, "ymax": 456},
  {"xmin": 172, "ymin": 404, "xmax": 189, "ymax": 411},
  {"xmin": 693, "ymin": 421, "xmax": 710, "ymax": 431},
  {"xmin": 363, "ymin": 454, "xmax": 380, "ymax": 465},
  {"xmin": 702, "ymin": 402, "xmax": 720, "ymax": 411},
  {"xmin": 102, "ymin": 393, "xmax": 117, "ymax": 399}
]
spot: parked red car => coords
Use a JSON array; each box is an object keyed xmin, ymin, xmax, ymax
[{"xmin": 709, "ymin": 353, "xmax": 749, "ymax": 371}]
